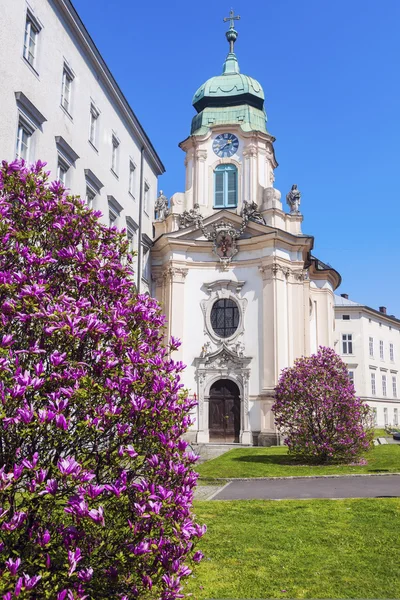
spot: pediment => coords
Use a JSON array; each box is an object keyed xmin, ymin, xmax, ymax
[{"xmin": 167, "ymin": 210, "xmax": 274, "ymax": 242}]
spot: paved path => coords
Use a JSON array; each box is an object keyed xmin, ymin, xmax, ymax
[{"xmin": 212, "ymin": 474, "xmax": 400, "ymax": 500}]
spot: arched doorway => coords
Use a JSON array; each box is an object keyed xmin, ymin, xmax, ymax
[{"xmin": 209, "ymin": 379, "xmax": 240, "ymax": 443}]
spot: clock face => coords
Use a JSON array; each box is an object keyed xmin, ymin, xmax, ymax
[{"xmin": 212, "ymin": 133, "xmax": 239, "ymax": 158}]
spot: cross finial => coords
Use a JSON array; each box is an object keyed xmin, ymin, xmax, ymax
[
  {"xmin": 223, "ymin": 9, "xmax": 240, "ymax": 53},
  {"xmin": 223, "ymin": 9, "xmax": 240, "ymax": 29}
]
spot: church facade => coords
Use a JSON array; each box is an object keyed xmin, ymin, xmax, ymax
[{"xmin": 152, "ymin": 15, "xmax": 340, "ymax": 445}]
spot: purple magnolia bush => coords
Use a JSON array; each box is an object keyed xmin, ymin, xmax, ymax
[
  {"xmin": 0, "ymin": 160, "xmax": 204, "ymax": 599},
  {"xmin": 273, "ymin": 346, "xmax": 373, "ymax": 463}
]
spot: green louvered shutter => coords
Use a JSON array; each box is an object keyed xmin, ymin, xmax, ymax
[
  {"xmin": 227, "ymin": 168, "xmax": 237, "ymax": 207},
  {"xmin": 214, "ymin": 170, "xmax": 224, "ymax": 207}
]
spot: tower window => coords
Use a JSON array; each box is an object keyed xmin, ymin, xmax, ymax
[{"xmin": 214, "ymin": 164, "xmax": 237, "ymax": 209}]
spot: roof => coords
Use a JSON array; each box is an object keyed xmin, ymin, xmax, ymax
[
  {"xmin": 334, "ymin": 295, "xmax": 400, "ymax": 324},
  {"xmin": 59, "ymin": 0, "xmax": 165, "ymax": 175},
  {"xmin": 190, "ymin": 51, "xmax": 267, "ymax": 136},
  {"xmin": 334, "ymin": 295, "xmax": 363, "ymax": 307}
]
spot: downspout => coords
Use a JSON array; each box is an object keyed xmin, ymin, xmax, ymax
[{"xmin": 137, "ymin": 146, "xmax": 145, "ymax": 292}]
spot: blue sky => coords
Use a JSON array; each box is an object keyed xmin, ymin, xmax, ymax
[{"xmin": 73, "ymin": 0, "xmax": 400, "ymax": 316}]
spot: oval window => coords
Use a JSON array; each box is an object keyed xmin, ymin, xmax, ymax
[{"xmin": 210, "ymin": 298, "xmax": 239, "ymax": 338}]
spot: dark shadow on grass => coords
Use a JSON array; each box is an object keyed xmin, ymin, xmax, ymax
[
  {"xmin": 376, "ymin": 495, "xmax": 400, "ymax": 498},
  {"xmin": 231, "ymin": 455, "xmax": 308, "ymax": 466},
  {"xmin": 368, "ymin": 469, "xmax": 390, "ymax": 472}
]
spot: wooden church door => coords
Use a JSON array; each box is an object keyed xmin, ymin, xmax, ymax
[{"xmin": 209, "ymin": 379, "xmax": 240, "ymax": 443}]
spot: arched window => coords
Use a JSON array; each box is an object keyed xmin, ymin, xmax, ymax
[
  {"xmin": 210, "ymin": 298, "xmax": 239, "ymax": 338},
  {"xmin": 214, "ymin": 164, "xmax": 238, "ymax": 209}
]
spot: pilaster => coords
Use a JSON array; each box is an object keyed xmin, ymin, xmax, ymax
[{"xmin": 162, "ymin": 265, "xmax": 188, "ymax": 360}]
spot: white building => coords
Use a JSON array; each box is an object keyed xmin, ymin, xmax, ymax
[
  {"xmin": 335, "ymin": 294, "xmax": 400, "ymax": 428},
  {"xmin": 0, "ymin": 0, "xmax": 164, "ymax": 292},
  {"xmin": 152, "ymin": 16, "xmax": 340, "ymax": 445}
]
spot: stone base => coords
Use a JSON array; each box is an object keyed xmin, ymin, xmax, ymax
[
  {"xmin": 257, "ymin": 432, "xmax": 280, "ymax": 447},
  {"xmin": 182, "ymin": 431, "xmax": 198, "ymax": 444},
  {"xmin": 196, "ymin": 430, "xmax": 210, "ymax": 444},
  {"xmin": 240, "ymin": 430, "xmax": 253, "ymax": 445}
]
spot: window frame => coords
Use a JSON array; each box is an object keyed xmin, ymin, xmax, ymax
[
  {"xmin": 369, "ymin": 336, "xmax": 374, "ymax": 358},
  {"xmin": 393, "ymin": 376, "xmax": 397, "ymax": 399},
  {"xmin": 129, "ymin": 161, "xmax": 136, "ymax": 198},
  {"xmin": 61, "ymin": 63, "xmax": 74, "ymax": 116},
  {"xmin": 144, "ymin": 182, "xmax": 150, "ymax": 215},
  {"xmin": 16, "ymin": 118, "xmax": 33, "ymax": 161},
  {"xmin": 85, "ymin": 185, "xmax": 96, "ymax": 209},
  {"xmin": 390, "ymin": 343, "xmax": 394, "ymax": 362},
  {"xmin": 371, "ymin": 372, "xmax": 376, "ymax": 396},
  {"xmin": 89, "ymin": 103, "xmax": 99, "ymax": 149},
  {"xmin": 342, "ymin": 333, "xmax": 353, "ymax": 355},
  {"xmin": 213, "ymin": 164, "xmax": 238, "ymax": 209},
  {"xmin": 23, "ymin": 11, "xmax": 41, "ymax": 70},
  {"xmin": 380, "ymin": 340, "xmax": 384, "ymax": 360},
  {"xmin": 210, "ymin": 298, "xmax": 240, "ymax": 339},
  {"xmin": 394, "ymin": 408, "xmax": 398, "ymax": 426},
  {"xmin": 382, "ymin": 374, "xmax": 387, "ymax": 397},
  {"xmin": 111, "ymin": 134, "xmax": 120, "ymax": 176},
  {"xmin": 57, "ymin": 159, "xmax": 68, "ymax": 185},
  {"xmin": 384, "ymin": 407, "xmax": 388, "ymax": 426}
]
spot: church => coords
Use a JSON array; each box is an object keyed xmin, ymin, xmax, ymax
[{"xmin": 152, "ymin": 13, "xmax": 341, "ymax": 446}]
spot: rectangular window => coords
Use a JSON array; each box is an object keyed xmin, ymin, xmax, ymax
[
  {"xmin": 142, "ymin": 245, "xmax": 150, "ymax": 281},
  {"xmin": 348, "ymin": 370, "xmax": 354, "ymax": 386},
  {"xmin": 384, "ymin": 407, "xmax": 388, "ymax": 426},
  {"xmin": 369, "ymin": 337, "xmax": 374, "ymax": 357},
  {"xmin": 16, "ymin": 120, "xmax": 31, "ymax": 161},
  {"xmin": 342, "ymin": 333, "xmax": 353, "ymax": 355},
  {"xmin": 109, "ymin": 209, "xmax": 118, "ymax": 227},
  {"xmin": 89, "ymin": 104, "xmax": 99, "ymax": 147},
  {"xmin": 129, "ymin": 162, "xmax": 136, "ymax": 197},
  {"xmin": 57, "ymin": 160, "xmax": 68, "ymax": 185},
  {"xmin": 393, "ymin": 376, "xmax": 398, "ymax": 399},
  {"xmin": 382, "ymin": 375, "xmax": 387, "ymax": 397},
  {"xmin": 214, "ymin": 164, "xmax": 238, "ymax": 208},
  {"xmin": 23, "ymin": 14, "xmax": 39, "ymax": 68},
  {"xmin": 380, "ymin": 340, "xmax": 384, "ymax": 360},
  {"xmin": 371, "ymin": 372, "xmax": 376, "ymax": 396},
  {"xmin": 394, "ymin": 408, "xmax": 398, "ymax": 427},
  {"xmin": 342, "ymin": 315, "xmax": 350, "ymax": 320},
  {"xmin": 61, "ymin": 67, "xmax": 73, "ymax": 114},
  {"xmin": 111, "ymin": 135, "xmax": 119, "ymax": 175},
  {"xmin": 372, "ymin": 407, "xmax": 378, "ymax": 426},
  {"xmin": 85, "ymin": 186, "xmax": 96, "ymax": 209},
  {"xmin": 126, "ymin": 227, "xmax": 136, "ymax": 256},
  {"xmin": 390, "ymin": 343, "xmax": 394, "ymax": 362},
  {"xmin": 144, "ymin": 183, "xmax": 150, "ymax": 214}
]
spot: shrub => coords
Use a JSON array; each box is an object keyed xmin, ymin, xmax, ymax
[
  {"xmin": 273, "ymin": 346, "xmax": 373, "ymax": 463},
  {"xmin": 0, "ymin": 160, "xmax": 204, "ymax": 599}
]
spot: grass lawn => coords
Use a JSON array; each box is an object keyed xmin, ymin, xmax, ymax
[
  {"xmin": 185, "ymin": 499, "xmax": 400, "ymax": 599},
  {"xmin": 197, "ymin": 444, "xmax": 400, "ymax": 479},
  {"xmin": 374, "ymin": 427, "xmax": 388, "ymax": 438}
]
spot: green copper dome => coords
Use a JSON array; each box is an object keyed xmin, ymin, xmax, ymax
[
  {"xmin": 190, "ymin": 21, "xmax": 268, "ymax": 136},
  {"xmin": 192, "ymin": 53, "xmax": 265, "ymax": 113}
]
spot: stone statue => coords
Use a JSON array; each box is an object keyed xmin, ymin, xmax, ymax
[
  {"xmin": 154, "ymin": 190, "xmax": 169, "ymax": 221},
  {"xmin": 241, "ymin": 200, "xmax": 266, "ymax": 225},
  {"xmin": 179, "ymin": 203, "xmax": 202, "ymax": 229},
  {"xmin": 234, "ymin": 340, "xmax": 245, "ymax": 357},
  {"xmin": 200, "ymin": 341, "xmax": 212, "ymax": 357},
  {"xmin": 286, "ymin": 184, "xmax": 301, "ymax": 214}
]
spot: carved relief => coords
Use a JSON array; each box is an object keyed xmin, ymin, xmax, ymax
[{"xmin": 162, "ymin": 266, "xmax": 188, "ymax": 283}]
